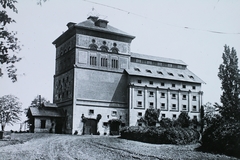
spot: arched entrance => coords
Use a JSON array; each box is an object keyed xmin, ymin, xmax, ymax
[
  {"xmin": 83, "ymin": 118, "xmax": 98, "ymax": 135},
  {"xmin": 109, "ymin": 119, "xmax": 122, "ymax": 135}
]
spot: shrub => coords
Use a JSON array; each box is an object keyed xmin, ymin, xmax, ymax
[
  {"xmin": 177, "ymin": 111, "xmax": 191, "ymax": 128},
  {"xmin": 120, "ymin": 126, "xmax": 199, "ymax": 145},
  {"xmin": 201, "ymin": 119, "xmax": 240, "ymax": 158},
  {"xmin": 144, "ymin": 109, "xmax": 160, "ymax": 126},
  {"xmin": 159, "ymin": 118, "xmax": 173, "ymax": 128}
]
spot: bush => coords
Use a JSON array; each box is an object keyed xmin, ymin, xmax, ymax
[
  {"xmin": 159, "ymin": 118, "xmax": 173, "ymax": 128},
  {"xmin": 120, "ymin": 126, "xmax": 199, "ymax": 145},
  {"xmin": 201, "ymin": 119, "xmax": 240, "ymax": 158}
]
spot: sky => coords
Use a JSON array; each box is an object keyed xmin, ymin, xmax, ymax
[{"xmin": 1, "ymin": 0, "xmax": 240, "ymax": 130}]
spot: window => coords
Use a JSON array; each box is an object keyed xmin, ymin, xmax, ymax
[
  {"xmin": 137, "ymin": 80, "xmax": 142, "ymax": 84},
  {"xmin": 41, "ymin": 120, "xmax": 46, "ymax": 129},
  {"xmin": 157, "ymin": 71, "xmax": 163, "ymax": 75},
  {"xmin": 172, "ymin": 94, "xmax": 176, "ymax": 99},
  {"xmin": 193, "ymin": 96, "xmax": 197, "ymax": 101},
  {"xmin": 138, "ymin": 123, "xmax": 142, "ymax": 126},
  {"xmin": 168, "ymin": 64, "xmax": 172, "ymax": 67},
  {"xmin": 158, "ymin": 62, "xmax": 163, "ymax": 66},
  {"xmin": 103, "ymin": 122, "xmax": 108, "ymax": 127},
  {"xmin": 101, "ymin": 57, "xmax": 108, "ymax": 67},
  {"xmin": 149, "ymin": 91, "xmax": 154, "ymax": 97},
  {"xmin": 193, "ymin": 115, "xmax": 197, "ymax": 120},
  {"xmin": 147, "ymin": 61, "xmax": 152, "ymax": 65},
  {"xmin": 161, "ymin": 82, "xmax": 165, "ymax": 86},
  {"xmin": 138, "ymin": 112, "xmax": 142, "ymax": 117},
  {"xmin": 149, "ymin": 102, "xmax": 154, "ymax": 108},
  {"xmin": 192, "ymin": 86, "xmax": 196, "ymax": 90},
  {"xmin": 111, "ymin": 59, "xmax": 118, "ymax": 68},
  {"xmin": 161, "ymin": 114, "xmax": 165, "ymax": 118},
  {"xmin": 182, "ymin": 95, "xmax": 187, "ymax": 100},
  {"xmin": 182, "ymin": 105, "xmax": 187, "ymax": 110},
  {"xmin": 168, "ymin": 72, "xmax": 174, "ymax": 76},
  {"xmin": 137, "ymin": 90, "xmax": 142, "ymax": 96},
  {"xmin": 178, "ymin": 74, "xmax": 184, "ymax": 78},
  {"xmin": 141, "ymin": 60, "xmax": 147, "ymax": 64},
  {"xmin": 136, "ymin": 59, "xmax": 141, "ymax": 63},
  {"xmin": 172, "ymin": 84, "xmax": 176, "ymax": 88},
  {"xmin": 161, "ymin": 103, "xmax": 165, "ymax": 109},
  {"xmin": 149, "ymin": 81, "xmax": 153, "ymax": 85},
  {"xmin": 173, "ymin": 114, "xmax": 177, "ymax": 119},
  {"xmin": 192, "ymin": 105, "xmax": 197, "ymax": 111},
  {"xmin": 134, "ymin": 68, "xmax": 140, "ymax": 72},
  {"xmin": 112, "ymin": 111, "xmax": 117, "ymax": 116},
  {"xmin": 146, "ymin": 69, "xmax": 152, "ymax": 73},
  {"xmin": 182, "ymin": 84, "xmax": 186, "ymax": 89},
  {"xmin": 89, "ymin": 109, "xmax": 94, "ymax": 115},
  {"xmin": 137, "ymin": 101, "xmax": 142, "ymax": 107},
  {"xmin": 90, "ymin": 56, "xmax": 97, "ymax": 66},
  {"xmin": 161, "ymin": 92, "xmax": 165, "ymax": 98},
  {"xmin": 172, "ymin": 104, "xmax": 176, "ymax": 110},
  {"xmin": 189, "ymin": 75, "xmax": 194, "ymax": 79}
]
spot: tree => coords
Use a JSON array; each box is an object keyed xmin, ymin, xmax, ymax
[
  {"xmin": 176, "ymin": 111, "xmax": 190, "ymax": 128},
  {"xmin": 218, "ymin": 45, "xmax": 240, "ymax": 121},
  {"xmin": 0, "ymin": 95, "xmax": 22, "ymax": 131},
  {"xmin": 29, "ymin": 95, "xmax": 50, "ymax": 107},
  {"xmin": 0, "ymin": 0, "xmax": 22, "ymax": 82},
  {"xmin": 144, "ymin": 108, "xmax": 160, "ymax": 126}
]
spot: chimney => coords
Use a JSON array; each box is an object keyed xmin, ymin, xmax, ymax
[
  {"xmin": 95, "ymin": 19, "xmax": 108, "ymax": 28},
  {"xmin": 67, "ymin": 22, "xmax": 76, "ymax": 28},
  {"xmin": 87, "ymin": 16, "xmax": 98, "ymax": 22}
]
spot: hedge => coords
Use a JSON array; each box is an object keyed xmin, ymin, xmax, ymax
[
  {"xmin": 120, "ymin": 126, "xmax": 200, "ymax": 145},
  {"xmin": 201, "ymin": 121, "xmax": 240, "ymax": 158}
]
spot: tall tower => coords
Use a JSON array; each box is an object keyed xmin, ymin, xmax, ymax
[{"xmin": 52, "ymin": 16, "xmax": 135, "ymax": 134}]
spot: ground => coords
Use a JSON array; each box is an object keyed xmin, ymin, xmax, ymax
[{"xmin": 0, "ymin": 133, "xmax": 238, "ymax": 160}]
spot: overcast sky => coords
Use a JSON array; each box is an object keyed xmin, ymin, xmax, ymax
[{"xmin": 1, "ymin": 0, "xmax": 240, "ymax": 130}]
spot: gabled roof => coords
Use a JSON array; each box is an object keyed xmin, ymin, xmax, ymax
[
  {"xmin": 75, "ymin": 19, "xmax": 135, "ymax": 39},
  {"xmin": 28, "ymin": 103, "xmax": 64, "ymax": 117},
  {"xmin": 131, "ymin": 52, "xmax": 187, "ymax": 66},
  {"xmin": 126, "ymin": 63, "xmax": 205, "ymax": 84}
]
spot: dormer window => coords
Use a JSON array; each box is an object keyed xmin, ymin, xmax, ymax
[
  {"xmin": 134, "ymin": 68, "xmax": 140, "ymax": 72},
  {"xmin": 189, "ymin": 75, "xmax": 194, "ymax": 79},
  {"xmin": 168, "ymin": 72, "xmax": 174, "ymax": 76},
  {"xmin": 178, "ymin": 74, "xmax": 184, "ymax": 78},
  {"xmin": 157, "ymin": 71, "xmax": 163, "ymax": 75},
  {"xmin": 146, "ymin": 69, "xmax": 152, "ymax": 73}
]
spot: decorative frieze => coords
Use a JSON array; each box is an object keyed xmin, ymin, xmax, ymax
[{"xmin": 76, "ymin": 34, "xmax": 130, "ymax": 54}]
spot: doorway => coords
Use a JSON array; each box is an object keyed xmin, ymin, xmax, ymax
[{"xmin": 83, "ymin": 119, "xmax": 97, "ymax": 135}]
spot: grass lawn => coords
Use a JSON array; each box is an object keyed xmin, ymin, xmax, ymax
[{"xmin": 0, "ymin": 133, "xmax": 239, "ymax": 160}]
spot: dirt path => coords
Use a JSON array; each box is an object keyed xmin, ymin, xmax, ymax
[{"xmin": 0, "ymin": 133, "xmax": 238, "ymax": 160}]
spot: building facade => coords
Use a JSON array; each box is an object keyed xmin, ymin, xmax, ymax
[{"xmin": 52, "ymin": 16, "xmax": 204, "ymax": 135}]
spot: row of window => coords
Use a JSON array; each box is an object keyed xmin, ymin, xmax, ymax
[
  {"xmin": 88, "ymin": 109, "xmax": 120, "ymax": 118},
  {"xmin": 134, "ymin": 67, "xmax": 194, "ymax": 80},
  {"xmin": 136, "ymin": 79, "xmax": 196, "ymax": 90},
  {"xmin": 136, "ymin": 101, "xmax": 198, "ymax": 111},
  {"xmin": 90, "ymin": 56, "xmax": 119, "ymax": 68},
  {"xmin": 137, "ymin": 91, "xmax": 197, "ymax": 100},
  {"xmin": 137, "ymin": 112, "xmax": 198, "ymax": 120},
  {"xmin": 131, "ymin": 58, "xmax": 186, "ymax": 69}
]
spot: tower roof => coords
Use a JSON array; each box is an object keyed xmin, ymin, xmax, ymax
[{"xmin": 74, "ymin": 16, "xmax": 135, "ymax": 39}]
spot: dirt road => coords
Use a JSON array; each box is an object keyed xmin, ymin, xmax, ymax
[{"xmin": 0, "ymin": 133, "xmax": 238, "ymax": 160}]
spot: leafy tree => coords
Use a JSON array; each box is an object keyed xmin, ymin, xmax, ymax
[
  {"xmin": 176, "ymin": 111, "xmax": 190, "ymax": 128},
  {"xmin": 0, "ymin": 0, "xmax": 21, "ymax": 82},
  {"xmin": 24, "ymin": 95, "xmax": 50, "ymax": 115},
  {"xmin": 218, "ymin": 45, "xmax": 240, "ymax": 121},
  {"xmin": 144, "ymin": 108, "xmax": 160, "ymax": 126},
  {"xmin": 29, "ymin": 95, "xmax": 50, "ymax": 107},
  {"xmin": 0, "ymin": 95, "xmax": 22, "ymax": 131}
]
